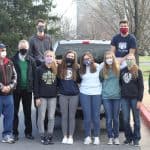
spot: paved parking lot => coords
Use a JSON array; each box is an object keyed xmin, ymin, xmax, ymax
[{"xmin": 0, "ymin": 108, "xmax": 149, "ymax": 150}]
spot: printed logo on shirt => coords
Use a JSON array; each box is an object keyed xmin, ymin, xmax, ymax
[
  {"xmin": 65, "ymin": 68, "xmax": 73, "ymax": 80},
  {"xmin": 123, "ymin": 72, "xmax": 132, "ymax": 83},
  {"xmin": 119, "ymin": 42, "xmax": 127, "ymax": 50},
  {"xmin": 118, "ymin": 42, "xmax": 128, "ymax": 53},
  {"xmin": 42, "ymin": 71, "xmax": 56, "ymax": 85}
]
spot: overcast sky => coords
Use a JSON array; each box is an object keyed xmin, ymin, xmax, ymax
[{"xmin": 54, "ymin": 0, "xmax": 76, "ymax": 19}]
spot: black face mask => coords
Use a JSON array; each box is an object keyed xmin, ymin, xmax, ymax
[
  {"xmin": 65, "ymin": 58, "xmax": 74, "ymax": 66},
  {"xmin": 37, "ymin": 26, "xmax": 44, "ymax": 33},
  {"xmin": 19, "ymin": 49, "xmax": 27, "ymax": 55}
]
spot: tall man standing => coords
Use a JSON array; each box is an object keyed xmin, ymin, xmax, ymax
[
  {"xmin": 29, "ymin": 18, "xmax": 53, "ymax": 66},
  {"xmin": 29, "ymin": 19, "xmax": 53, "ymax": 130}
]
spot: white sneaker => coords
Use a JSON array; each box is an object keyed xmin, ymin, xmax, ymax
[
  {"xmin": 114, "ymin": 138, "xmax": 120, "ymax": 145},
  {"xmin": 62, "ymin": 137, "xmax": 68, "ymax": 144},
  {"xmin": 84, "ymin": 136, "xmax": 92, "ymax": 145},
  {"xmin": 107, "ymin": 138, "xmax": 113, "ymax": 145},
  {"xmin": 67, "ymin": 137, "xmax": 73, "ymax": 144},
  {"xmin": 1, "ymin": 135, "xmax": 15, "ymax": 144},
  {"xmin": 93, "ymin": 137, "xmax": 100, "ymax": 145}
]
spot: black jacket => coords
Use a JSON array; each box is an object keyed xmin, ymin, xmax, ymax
[
  {"xmin": 12, "ymin": 52, "xmax": 36, "ymax": 93},
  {"xmin": 34, "ymin": 64, "xmax": 57, "ymax": 99},
  {"xmin": 0, "ymin": 58, "xmax": 17, "ymax": 95},
  {"xmin": 120, "ymin": 67, "xmax": 144, "ymax": 101}
]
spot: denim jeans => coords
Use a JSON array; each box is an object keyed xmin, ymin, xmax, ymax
[
  {"xmin": 79, "ymin": 93, "xmax": 101, "ymax": 137},
  {"xmin": 103, "ymin": 99, "xmax": 120, "ymax": 138},
  {"xmin": 121, "ymin": 98, "xmax": 141, "ymax": 141},
  {"xmin": 0, "ymin": 95, "xmax": 14, "ymax": 137}
]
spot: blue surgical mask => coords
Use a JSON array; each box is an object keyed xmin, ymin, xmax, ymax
[{"xmin": 83, "ymin": 60, "xmax": 92, "ymax": 66}]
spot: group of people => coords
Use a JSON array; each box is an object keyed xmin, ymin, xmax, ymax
[{"xmin": 0, "ymin": 19, "xmax": 144, "ymax": 147}]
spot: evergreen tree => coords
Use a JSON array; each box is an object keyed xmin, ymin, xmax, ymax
[{"xmin": 0, "ymin": 0, "xmax": 59, "ymax": 57}]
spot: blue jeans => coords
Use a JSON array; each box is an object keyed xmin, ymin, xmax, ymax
[
  {"xmin": 121, "ymin": 98, "xmax": 141, "ymax": 141},
  {"xmin": 103, "ymin": 99, "xmax": 120, "ymax": 138},
  {"xmin": 79, "ymin": 93, "xmax": 101, "ymax": 137},
  {"xmin": 0, "ymin": 95, "xmax": 14, "ymax": 137}
]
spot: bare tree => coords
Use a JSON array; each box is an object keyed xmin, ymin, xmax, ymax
[
  {"xmin": 81, "ymin": 0, "xmax": 150, "ymax": 56},
  {"xmin": 57, "ymin": 17, "xmax": 76, "ymax": 40}
]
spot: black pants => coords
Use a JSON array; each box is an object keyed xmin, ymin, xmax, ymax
[{"xmin": 13, "ymin": 89, "xmax": 32, "ymax": 136}]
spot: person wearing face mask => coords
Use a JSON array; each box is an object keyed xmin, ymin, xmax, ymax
[
  {"xmin": 111, "ymin": 20, "xmax": 137, "ymax": 66},
  {"xmin": 79, "ymin": 52, "xmax": 104, "ymax": 145},
  {"xmin": 100, "ymin": 51, "xmax": 121, "ymax": 145},
  {"xmin": 11, "ymin": 40, "xmax": 36, "ymax": 141},
  {"xmin": 0, "ymin": 43, "xmax": 17, "ymax": 144},
  {"xmin": 29, "ymin": 19, "xmax": 53, "ymax": 66},
  {"xmin": 34, "ymin": 50, "xmax": 57, "ymax": 145},
  {"xmin": 120, "ymin": 54, "xmax": 144, "ymax": 146},
  {"xmin": 57, "ymin": 50, "xmax": 80, "ymax": 144}
]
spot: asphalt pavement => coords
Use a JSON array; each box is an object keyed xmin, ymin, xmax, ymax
[{"xmin": 0, "ymin": 106, "xmax": 149, "ymax": 150}]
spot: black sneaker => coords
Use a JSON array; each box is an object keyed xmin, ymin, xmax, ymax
[
  {"xmin": 123, "ymin": 139, "xmax": 132, "ymax": 145},
  {"xmin": 40, "ymin": 136, "xmax": 49, "ymax": 145},
  {"xmin": 25, "ymin": 134, "xmax": 34, "ymax": 140},
  {"xmin": 13, "ymin": 134, "xmax": 19, "ymax": 141},
  {"xmin": 47, "ymin": 135, "xmax": 54, "ymax": 145},
  {"xmin": 133, "ymin": 140, "xmax": 140, "ymax": 147}
]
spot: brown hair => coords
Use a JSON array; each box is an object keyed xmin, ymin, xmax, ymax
[
  {"xmin": 119, "ymin": 19, "xmax": 129, "ymax": 25},
  {"xmin": 36, "ymin": 19, "xmax": 46, "ymax": 26},
  {"xmin": 102, "ymin": 51, "xmax": 120, "ymax": 79},
  {"xmin": 57, "ymin": 50, "xmax": 79, "ymax": 80},
  {"xmin": 79, "ymin": 51, "xmax": 96, "ymax": 75},
  {"xmin": 44, "ymin": 50, "xmax": 57, "ymax": 75}
]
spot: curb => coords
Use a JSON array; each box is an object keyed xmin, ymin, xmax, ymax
[{"xmin": 140, "ymin": 104, "xmax": 150, "ymax": 128}]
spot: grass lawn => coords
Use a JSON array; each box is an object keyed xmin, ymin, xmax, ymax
[
  {"xmin": 139, "ymin": 56, "xmax": 150, "ymax": 81},
  {"xmin": 139, "ymin": 56, "xmax": 150, "ymax": 62},
  {"xmin": 139, "ymin": 65, "xmax": 149, "ymax": 81}
]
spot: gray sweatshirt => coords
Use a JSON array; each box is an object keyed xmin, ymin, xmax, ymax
[{"xmin": 29, "ymin": 34, "xmax": 52, "ymax": 65}]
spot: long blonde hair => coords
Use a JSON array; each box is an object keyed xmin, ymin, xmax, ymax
[
  {"xmin": 44, "ymin": 50, "xmax": 57, "ymax": 75},
  {"xmin": 102, "ymin": 51, "xmax": 120, "ymax": 79}
]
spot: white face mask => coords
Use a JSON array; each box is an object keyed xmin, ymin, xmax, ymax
[
  {"xmin": 0, "ymin": 51, "xmax": 7, "ymax": 58},
  {"xmin": 106, "ymin": 58, "xmax": 113, "ymax": 65}
]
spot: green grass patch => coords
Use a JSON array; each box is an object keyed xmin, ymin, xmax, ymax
[
  {"xmin": 139, "ymin": 56, "xmax": 150, "ymax": 81},
  {"xmin": 139, "ymin": 56, "xmax": 150, "ymax": 62},
  {"xmin": 139, "ymin": 64, "xmax": 150, "ymax": 81}
]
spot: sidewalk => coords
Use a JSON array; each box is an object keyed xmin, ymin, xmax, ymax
[{"xmin": 140, "ymin": 81, "xmax": 150, "ymax": 128}]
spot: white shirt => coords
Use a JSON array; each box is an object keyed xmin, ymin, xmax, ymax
[{"xmin": 80, "ymin": 63, "xmax": 104, "ymax": 95}]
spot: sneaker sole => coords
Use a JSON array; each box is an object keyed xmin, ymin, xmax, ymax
[{"xmin": 2, "ymin": 140, "xmax": 15, "ymax": 144}]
